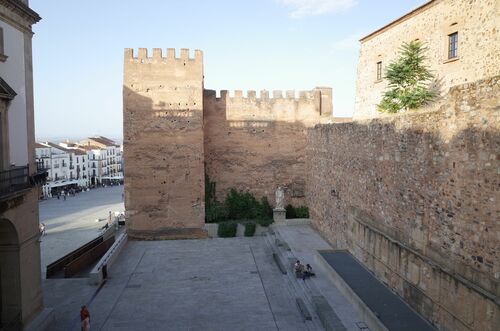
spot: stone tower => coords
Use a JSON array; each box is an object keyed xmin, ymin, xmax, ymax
[{"xmin": 123, "ymin": 48, "xmax": 206, "ymax": 239}]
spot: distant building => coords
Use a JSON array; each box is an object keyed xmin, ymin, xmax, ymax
[
  {"xmin": 354, "ymin": 0, "xmax": 499, "ymax": 119},
  {"xmin": 79, "ymin": 136, "xmax": 123, "ymax": 185},
  {"xmin": 35, "ymin": 142, "xmax": 91, "ymax": 197},
  {"xmin": 35, "ymin": 136, "xmax": 123, "ymax": 197},
  {"xmin": 0, "ymin": 1, "xmax": 53, "ymax": 330}
]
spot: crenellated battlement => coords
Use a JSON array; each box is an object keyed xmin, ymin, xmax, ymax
[
  {"xmin": 204, "ymin": 87, "xmax": 332, "ymax": 124},
  {"xmin": 124, "ymin": 48, "xmax": 203, "ymax": 62},
  {"xmin": 204, "ymin": 89, "xmax": 319, "ymax": 103}
]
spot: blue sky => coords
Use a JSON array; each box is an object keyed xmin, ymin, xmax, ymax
[{"xmin": 31, "ymin": 0, "xmax": 426, "ymax": 139}]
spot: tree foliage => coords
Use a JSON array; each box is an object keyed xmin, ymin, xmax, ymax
[{"xmin": 378, "ymin": 40, "xmax": 436, "ymax": 113}]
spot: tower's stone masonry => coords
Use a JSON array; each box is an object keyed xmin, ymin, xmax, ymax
[
  {"xmin": 306, "ymin": 76, "xmax": 500, "ymax": 331},
  {"xmin": 123, "ymin": 48, "xmax": 206, "ymax": 239},
  {"xmin": 123, "ymin": 48, "xmax": 332, "ymax": 239},
  {"xmin": 204, "ymin": 87, "xmax": 332, "ymax": 205}
]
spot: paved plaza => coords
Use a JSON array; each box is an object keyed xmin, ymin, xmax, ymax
[
  {"xmin": 39, "ymin": 185, "xmax": 124, "ymax": 275},
  {"xmin": 43, "ymin": 225, "xmax": 365, "ymax": 331}
]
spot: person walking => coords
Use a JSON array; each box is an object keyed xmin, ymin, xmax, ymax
[{"xmin": 80, "ymin": 305, "xmax": 90, "ymax": 331}]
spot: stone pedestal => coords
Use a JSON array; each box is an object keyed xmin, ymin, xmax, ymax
[{"xmin": 273, "ymin": 208, "xmax": 286, "ymax": 224}]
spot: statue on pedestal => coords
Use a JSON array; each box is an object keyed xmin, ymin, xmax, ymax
[
  {"xmin": 273, "ymin": 186, "xmax": 286, "ymax": 223},
  {"xmin": 275, "ymin": 186, "xmax": 285, "ymax": 210}
]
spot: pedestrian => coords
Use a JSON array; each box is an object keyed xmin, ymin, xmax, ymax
[
  {"xmin": 121, "ymin": 192, "xmax": 124, "ymax": 201},
  {"xmin": 57, "ymin": 193, "xmax": 60, "ymax": 200},
  {"xmin": 63, "ymin": 193, "xmax": 66, "ymax": 201},
  {"xmin": 80, "ymin": 305, "xmax": 90, "ymax": 331},
  {"xmin": 39, "ymin": 223, "xmax": 46, "ymax": 236}
]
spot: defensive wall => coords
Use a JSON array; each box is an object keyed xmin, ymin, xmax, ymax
[
  {"xmin": 204, "ymin": 87, "xmax": 331, "ymax": 205},
  {"xmin": 122, "ymin": 45, "xmax": 499, "ymax": 330},
  {"xmin": 306, "ymin": 76, "xmax": 499, "ymax": 331},
  {"xmin": 123, "ymin": 48, "xmax": 332, "ymax": 238}
]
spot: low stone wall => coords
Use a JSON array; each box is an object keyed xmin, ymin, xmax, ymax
[
  {"xmin": 306, "ymin": 77, "xmax": 499, "ymax": 331},
  {"xmin": 203, "ymin": 223, "xmax": 269, "ymax": 238},
  {"xmin": 89, "ymin": 233, "xmax": 128, "ymax": 285}
]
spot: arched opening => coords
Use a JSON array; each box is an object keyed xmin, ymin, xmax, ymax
[{"xmin": 0, "ymin": 218, "xmax": 21, "ymax": 329}]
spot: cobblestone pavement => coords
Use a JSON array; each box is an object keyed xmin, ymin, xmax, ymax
[{"xmin": 39, "ymin": 185, "xmax": 124, "ymax": 276}]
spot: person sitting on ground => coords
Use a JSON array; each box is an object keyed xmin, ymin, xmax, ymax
[
  {"xmin": 294, "ymin": 260, "xmax": 305, "ymax": 278},
  {"xmin": 302, "ymin": 263, "xmax": 315, "ymax": 280},
  {"xmin": 306, "ymin": 264, "xmax": 315, "ymax": 276}
]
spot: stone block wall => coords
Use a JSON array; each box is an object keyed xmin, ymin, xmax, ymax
[
  {"xmin": 123, "ymin": 48, "xmax": 332, "ymax": 237},
  {"xmin": 306, "ymin": 77, "xmax": 499, "ymax": 330},
  {"xmin": 123, "ymin": 48, "xmax": 206, "ymax": 239},
  {"xmin": 354, "ymin": 0, "xmax": 499, "ymax": 119},
  {"xmin": 203, "ymin": 88, "xmax": 331, "ymax": 205}
]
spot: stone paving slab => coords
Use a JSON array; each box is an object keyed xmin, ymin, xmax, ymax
[
  {"xmin": 43, "ymin": 224, "xmax": 379, "ymax": 331},
  {"xmin": 272, "ymin": 224, "xmax": 365, "ymax": 331},
  {"xmin": 45, "ymin": 236, "xmax": 314, "ymax": 331},
  {"xmin": 39, "ymin": 186, "xmax": 124, "ymax": 276}
]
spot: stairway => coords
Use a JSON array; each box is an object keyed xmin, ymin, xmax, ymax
[{"xmin": 264, "ymin": 228, "xmax": 326, "ymax": 331}]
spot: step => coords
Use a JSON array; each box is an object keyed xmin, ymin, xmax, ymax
[{"xmin": 312, "ymin": 295, "xmax": 347, "ymax": 331}]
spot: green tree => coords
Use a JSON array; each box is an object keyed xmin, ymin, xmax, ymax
[{"xmin": 378, "ymin": 40, "xmax": 436, "ymax": 113}]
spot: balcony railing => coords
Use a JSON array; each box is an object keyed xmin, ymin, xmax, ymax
[
  {"xmin": 0, "ymin": 164, "xmax": 48, "ymax": 199},
  {"xmin": 0, "ymin": 166, "xmax": 29, "ymax": 196}
]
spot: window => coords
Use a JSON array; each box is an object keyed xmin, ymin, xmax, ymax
[
  {"xmin": 376, "ymin": 61, "xmax": 383, "ymax": 81},
  {"xmin": 448, "ymin": 32, "xmax": 458, "ymax": 59}
]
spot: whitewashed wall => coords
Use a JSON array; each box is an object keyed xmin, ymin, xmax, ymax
[{"xmin": 0, "ymin": 20, "xmax": 28, "ymax": 166}]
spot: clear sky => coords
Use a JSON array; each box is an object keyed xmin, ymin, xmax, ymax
[{"xmin": 31, "ymin": 0, "xmax": 426, "ymax": 140}]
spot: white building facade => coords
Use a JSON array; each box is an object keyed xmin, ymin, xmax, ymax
[
  {"xmin": 0, "ymin": 1, "xmax": 52, "ymax": 330},
  {"xmin": 35, "ymin": 136, "xmax": 123, "ymax": 197}
]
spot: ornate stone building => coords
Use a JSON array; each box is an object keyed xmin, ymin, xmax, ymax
[
  {"xmin": 0, "ymin": 1, "xmax": 52, "ymax": 330},
  {"xmin": 354, "ymin": 0, "xmax": 499, "ymax": 119}
]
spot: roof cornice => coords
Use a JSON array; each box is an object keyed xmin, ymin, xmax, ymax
[
  {"xmin": 0, "ymin": 0, "xmax": 41, "ymax": 33},
  {"xmin": 360, "ymin": 0, "xmax": 439, "ymax": 43}
]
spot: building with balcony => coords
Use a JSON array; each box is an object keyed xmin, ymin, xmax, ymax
[
  {"xmin": 79, "ymin": 136, "xmax": 123, "ymax": 185},
  {"xmin": 0, "ymin": 1, "xmax": 52, "ymax": 330},
  {"xmin": 35, "ymin": 142, "xmax": 91, "ymax": 197},
  {"xmin": 35, "ymin": 136, "xmax": 123, "ymax": 197}
]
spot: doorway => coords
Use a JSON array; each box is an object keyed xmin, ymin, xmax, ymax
[{"xmin": 0, "ymin": 219, "xmax": 21, "ymax": 329}]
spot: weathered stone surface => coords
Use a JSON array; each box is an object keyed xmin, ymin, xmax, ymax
[
  {"xmin": 306, "ymin": 77, "xmax": 500, "ymax": 331},
  {"xmin": 203, "ymin": 88, "xmax": 331, "ymax": 205},
  {"xmin": 123, "ymin": 49, "xmax": 332, "ymax": 237},
  {"xmin": 123, "ymin": 48, "xmax": 206, "ymax": 239},
  {"xmin": 354, "ymin": 0, "xmax": 499, "ymax": 119}
]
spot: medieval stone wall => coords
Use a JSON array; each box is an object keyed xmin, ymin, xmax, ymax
[
  {"xmin": 354, "ymin": 0, "xmax": 499, "ymax": 119},
  {"xmin": 203, "ymin": 88, "xmax": 331, "ymax": 205},
  {"xmin": 306, "ymin": 77, "xmax": 499, "ymax": 331},
  {"xmin": 123, "ymin": 48, "xmax": 206, "ymax": 239}
]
